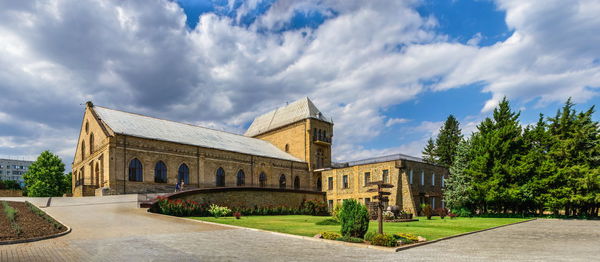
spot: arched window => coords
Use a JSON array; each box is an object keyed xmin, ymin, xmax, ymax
[
  {"xmin": 318, "ymin": 129, "xmax": 322, "ymax": 141},
  {"xmin": 316, "ymin": 177, "xmax": 322, "ymax": 191},
  {"xmin": 236, "ymin": 170, "xmax": 245, "ymax": 186},
  {"xmin": 279, "ymin": 174, "xmax": 286, "ymax": 188},
  {"xmin": 81, "ymin": 141, "xmax": 85, "ymax": 160},
  {"xmin": 323, "ymin": 131, "xmax": 327, "ymax": 142},
  {"xmin": 313, "ymin": 128, "xmax": 317, "ymax": 141},
  {"xmin": 316, "ymin": 149, "xmax": 324, "ymax": 169},
  {"xmin": 128, "ymin": 158, "xmax": 143, "ymax": 182},
  {"xmin": 154, "ymin": 161, "xmax": 167, "ymax": 183},
  {"xmin": 285, "ymin": 144, "xmax": 290, "ymax": 152},
  {"xmin": 178, "ymin": 164, "xmax": 189, "ymax": 185},
  {"xmin": 85, "ymin": 121, "xmax": 89, "ymax": 133},
  {"xmin": 259, "ymin": 172, "xmax": 267, "ymax": 187},
  {"xmin": 294, "ymin": 176, "xmax": 300, "ymax": 189},
  {"xmin": 95, "ymin": 163, "xmax": 100, "ymax": 185},
  {"xmin": 216, "ymin": 167, "xmax": 225, "ymax": 187},
  {"xmin": 89, "ymin": 133, "xmax": 94, "ymax": 155}
]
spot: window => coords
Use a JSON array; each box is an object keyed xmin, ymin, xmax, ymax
[
  {"xmin": 328, "ymin": 200, "xmax": 334, "ymax": 211},
  {"xmin": 154, "ymin": 161, "xmax": 167, "ymax": 183},
  {"xmin": 431, "ymin": 173, "xmax": 435, "ymax": 186},
  {"xmin": 236, "ymin": 170, "xmax": 245, "ymax": 186},
  {"xmin": 128, "ymin": 158, "xmax": 143, "ymax": 182},
  {"xmin": 316, "ymin": 149, "xmax": 324, "ymax": 169},
  {"xmin": 81, "ymin": 141, "xmax": 85, "ymax": 160},
  {"xmin": 216, "ymin": 167, "xmax": 225, "ymax": 187},
  {"xmin": 382, "ymin": 169, "xmax": 389, "ymax": 183},
  {"xmin": 431, "ymin": 197, "xmax": 436, "ymax": 209},
  {"xmin": 442, "ymin": 200, "xmax": 445, "ymax": 208},
  {"xmin": 328, "ymin": 177, "xmax": 333, "ymax": 190},
  {"xmin": 259, "ymin": 172, "xmax": 267, "ymax": 187},
  {"xmin": 409, "ymin": 169, "xmax": 413, "ymax": 185},
  {"xmin": 178, "ymin": 164, "xmax": 189, "ymax": 185},
  {"xmin": 313, "ymin": 128, "xmax": 317, "ymax": 141},
  {"xmin": 441, "ymin": 176, "xmax": 445, "ymax": 187},
  {"xmin": 364, "ymin": 172, "xmax": 371, "ymax": 186},
  {"xmin": 89, "ymin": 133, "xmax": 94, "ymax": 154},
  {"xmin": 421, "ymin": 171, "xmax": 424, "ymax": 185},
  {"xmin": 85, "ymin": 121, "xmax": 89, "ymax": 133},
  {"xmin": 316, "ymin": 177, "xmax": 322, "ymax": 191},
  {"xmin": 279, "ymin": 174, "xmax": 286, "ymax": 188},
  {"xmin": 284, "ymin": 144, "xmax": 290, "ymax": 152},
  {"xmin": 342, "ymin": 175, "xmax": 348, "ymax": 189},
  {"xmin": 294, "ymin": 176, "xmax": 300, "ymax": 189}
]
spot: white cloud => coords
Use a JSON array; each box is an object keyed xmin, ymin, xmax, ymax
[
  {"xmin": 0, "ymin": 0, "xmax": 598, "ymax": 165},
  {"xmin": 385, "ymin": 118, "xmax": 410, "ymax": 127}
]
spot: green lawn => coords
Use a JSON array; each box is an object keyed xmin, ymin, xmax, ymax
[{"xmin": 191, "ymin": 215, "xmax": 530, "ymax": 240}]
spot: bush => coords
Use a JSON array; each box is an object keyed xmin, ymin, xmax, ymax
[
  {"xmin": 0, "ymin": 180, "xmax": 21, "ymax": 190},
  {"xmin": 336, "ymin": 235, "xmax": 364, "ymax": 243},
  {"xmin": 331, "ymin": 203, "xmax": 342, "ymax": 221},
  {"xmin": 233, "ymin": 211, "xmax": 241, "ymax": 219},
  {"xmin": 452, "ymin": 207, "xmax": 473, "ymax": 217},
  {"xmin": 436, "ymin": 208, "xmax": 448, "ymax": 219},
  {"xmin": 154, "ymin": 197, "xmax": 209, "ymax": 217},
  {"xmin": 339, "ymin": 199, "xmax": 370, "ymax": 238},
  {"xmin": 209, "ymin": 204, "xmax": 231, "ymax": 218},
  {"xmin": 420, "ymin": 204, "xmax": 433, "ymax": 219},
  {"xmin": 393, "ymin": 233, "xmax": 419, "ymax": 244},
  {"xmin": 448, "ymin": 212, "xmax": 458, "ymax": 219},
  {"xmin": 321, "ymin": 231, "xmax": 341, "ymax": 240},
  {"xmin": 371, "ymin": 233, "xmax": 397, "ymax": 247},
  {"xmin": 315, "ymin": 218, "xmax": 340, "ymax": 225},
  {"xmin": 364, "ymin": 231, "xmax": 377, "ymax": 242},
  {"xmin": 300, "ymin": 200, "xmax": 329, "ymax": 216}
]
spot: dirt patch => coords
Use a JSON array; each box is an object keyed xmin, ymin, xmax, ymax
[{"xmin": 0, "ymin": 201, "xmax": 67, "ymax": 241}]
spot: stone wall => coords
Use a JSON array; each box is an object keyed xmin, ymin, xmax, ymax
[
  {"xmin": 73, "ymin": 185, "xmax": 97, "ymax": 197},
  {"xmin": 172, "ymin": 187, "xmax": 326, "ymax": 209},
  {"xmin": 0, "ymin": 189, "xmax": 23, "ymax": 197}
]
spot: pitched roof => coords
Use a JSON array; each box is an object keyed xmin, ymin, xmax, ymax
[
  {"xmin": 92, "ymin": 106, "xmax": 302, "ymax": 162},
  {"xmin": 244, "ymin": 97, "xmax": 332, "ymax": 137}
]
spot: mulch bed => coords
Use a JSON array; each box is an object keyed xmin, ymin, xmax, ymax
[{"xmin": 0, "ymin": 201, "xmax": 67, "ymax": 241}]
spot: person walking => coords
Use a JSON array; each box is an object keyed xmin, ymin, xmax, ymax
[
  {"xmin": 175, "ymin": 181, "xmax": 181, "ymax": 192},
  {"xmin": 180, "ymin": 180, "xmax": 185, "ymax": 192}
]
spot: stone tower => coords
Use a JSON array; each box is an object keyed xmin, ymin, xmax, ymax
[{"xmin": 245, "ymin": 97, "xmax": 333, "ymax": 176}]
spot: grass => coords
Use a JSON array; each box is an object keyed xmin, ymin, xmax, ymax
[{"xmin": 191, "ymin": 215, "xmax": 530, "ymax": 240}]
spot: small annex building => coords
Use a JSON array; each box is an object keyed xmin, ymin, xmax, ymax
[{"xmin": 71, "ymin": 97, "xmax": 446, "ymax": 214}]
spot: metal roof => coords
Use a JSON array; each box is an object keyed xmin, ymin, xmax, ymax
[
  {"xmin": 244, "ymin": 97, "xmax": 332, "ymax": 137},
  {"xmin": 93, "ymin": 106, "xmax": 303, "ymax": 162},
  {"xmin": 332, "ymin": 153, "xmax": 425, "ymax": 168}
]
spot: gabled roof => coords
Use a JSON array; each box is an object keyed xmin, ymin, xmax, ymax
[
  {"xmin": 244, "ymin": 97, "xmax": 332, "ymax": 137},
  {"xmin": 92, "ymin": 106, "xmax": 303, "ymax": 162}
]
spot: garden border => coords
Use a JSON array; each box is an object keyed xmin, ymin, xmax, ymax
[
  {"xmin": 146, "ymin": 210, "xmax": 536, "ymax": 252},
  {"xmin": 0, "ymin": 201, "xmax": 71, "ymax": 245}
]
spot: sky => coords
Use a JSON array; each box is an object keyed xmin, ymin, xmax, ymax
[{"xmin": 0, "ymin": 0, "xmax": 598, "ymax": 166}]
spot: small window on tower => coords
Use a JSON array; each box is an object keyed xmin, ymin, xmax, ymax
[{"xmin": 285, "ymin": 144, "xmax": 290, "ymax": 152}]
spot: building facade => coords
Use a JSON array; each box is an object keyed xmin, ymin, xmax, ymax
[
  {"xmin": 0, "ymin": 158, "xmax": 34, "ymax": 186},
  {"xmin": 72, "ymin": 97, "xmax": 446, "ymax": 214}
]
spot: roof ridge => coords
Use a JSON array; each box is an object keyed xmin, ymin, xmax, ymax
[{"xmin": 93, "ymin": 105, "xmax": 257, "ymax": 140}]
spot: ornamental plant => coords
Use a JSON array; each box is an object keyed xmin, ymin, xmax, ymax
[
  {"xmin": 420, "ymin": 204, "xmax": 433, "ymax": 220},
  {"xmin": 339, "ymin": 199, "xmax": 369, "ymax": 238},
  {"xmin": 371, "ymin": 233, "xmax": 397, "ymax": 247},
  {"xmin": 209, "ymin": 204, "xmax": 231, "ymax": 218},
  {"xmin": 320, "ymin": 231, "xmax": 341, "ymax": 240}
]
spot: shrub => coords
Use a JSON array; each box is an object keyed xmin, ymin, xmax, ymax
[
  {"xmin": 420, "ymin": 204, "xmax": 433, "ymax": 219},
  {"xmin": 321, "ymin": 231, "xmax": 341, "ymax": 240},
  {"xmin": 394, "ymin": 233, "xmax": 419, "ymax": 244},
  {"xmin": 383, "ymin": 211, "xmax": 395, "ymax": 220},
  {"xmin": 300, "ymin": 200, "xmax": 329, "ymax": 216},
  {"xmin": 154, "ymin": 197, "xmax": 209, "ymax": 217},
  {"xmin": 339, "ymin": 199, "xmax": 370, "ymax": 238},
  {"xmin": 331, "ymin": 203, "xmax": 342, "ymax": 221},
  {"xmin": 452, "ymin": 207, "xmax": 473, "ymax": 217},
  {"xmin": 436, "ymin": 208, "xmax": 448, "ymax": 219},
  {"xmin": 371, "ymin": 233, "xmax": 397, "ymax": 247},
  {"xmin": 336, "ymin": 235, "xmax": 364, "ymax": 243},
  {"xmin": 233, "ymin": 211, "xmax": 241, "ymax": 219},
  {"xmin": 209, "ymin": 204, "xmax": 231, "ymax": 218},
  {"xmin": 315, "ymin": 218, "xmax": 340, "ymax": 225},
  {"xmin": 448, "ymin": 212, "xmax": 458, "ymax": 219},
  {"xmin": 364, "ymin": 231, "xmax": 377, "ymax": 242}
]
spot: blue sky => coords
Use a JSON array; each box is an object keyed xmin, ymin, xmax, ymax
[{"xmin": 0, "ymin": 0, "xmax": 598, "ymax": 165}]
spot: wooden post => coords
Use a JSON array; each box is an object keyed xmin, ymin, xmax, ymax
[
  {"xmin": 367, "ymin": 180, "xmax": 394, "ymax": 235},
  {"xmin": 377, "ymin": 201, "xmax": 383, "ymax": 234}
]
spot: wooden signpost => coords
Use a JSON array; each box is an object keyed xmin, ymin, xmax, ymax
[{"xmin": 367, "ymin": 181, "xmax": 394, "ymax": 234}]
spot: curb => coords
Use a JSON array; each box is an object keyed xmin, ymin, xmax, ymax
[
  {"xmin": 146, "ymin": 210, "xmax": 537, "ymax": 253},
  {"xmin": 0, "ymin": 201, "xmax": 72, "ymax": 245}
]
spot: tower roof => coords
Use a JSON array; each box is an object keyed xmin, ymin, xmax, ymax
[{"xmin": 244, "ymin": 97, "xmax": 332, "ymax": 137}]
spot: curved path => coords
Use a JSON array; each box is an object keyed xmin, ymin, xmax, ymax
[{"xmin": 1, "ymin": 196, "xmax": 598, "ymax": 261}]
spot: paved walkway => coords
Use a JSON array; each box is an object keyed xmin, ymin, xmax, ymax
[{"xmin": 1, "ymin": 196, "xmax": 598, "ymax": 261}]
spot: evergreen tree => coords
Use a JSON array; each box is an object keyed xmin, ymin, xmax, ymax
[
  {"xmin": 23, "ymin": 151, "xmax": 68, "ymax": 197},
  {"xmin": 444, "ymin": 138, "xmax": 474, "ymax": 211},
  {"xmin": 422, "ymin": 137, "xmax": 437, "ymax": 164},
  {"xmin": 468, "ymin": 97, "xmax": 523, "ymax": 213},
  {"xmin": 435, "ymin": 115, "xmax": 463, "ymax": 167}
]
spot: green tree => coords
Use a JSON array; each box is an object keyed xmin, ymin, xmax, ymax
[
  {"xmin": 339, "ymin": 199, "xmax": 369, "ymax": 238},
  {"xmin": 23, "ymin": 151, "xmax": 68, "ymax": 197},
  {"xmin": 444, "ymin": 138, "xmax": 474, "ymax": 211},
  {"xmin": 63, "ymin": 172, "xmax": 73, "ymax": 195},
  {"xmin": 422, "ymin": 137, "xmax": 437, "ymax": 164},
  {"xmin": 435, "ymin": 115, "xmax": 463, "ymax": 167}
]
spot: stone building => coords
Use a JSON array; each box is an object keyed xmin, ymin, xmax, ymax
[
  {"xmin": 72, "ymin": 96, "xmax": 446, "ymax": 214},
  {"xmin": 319, "ymin": 154, "xmax": 448, "ymax": 215}
]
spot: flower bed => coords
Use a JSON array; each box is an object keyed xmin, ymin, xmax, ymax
[{"xmin": 0, "ymin": 201, "xmax": 67, "ymax": 242}]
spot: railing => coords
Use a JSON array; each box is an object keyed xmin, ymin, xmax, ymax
[{"xmin": 313, "ymin": 136, "xmax": 332, "ymax": 143}]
